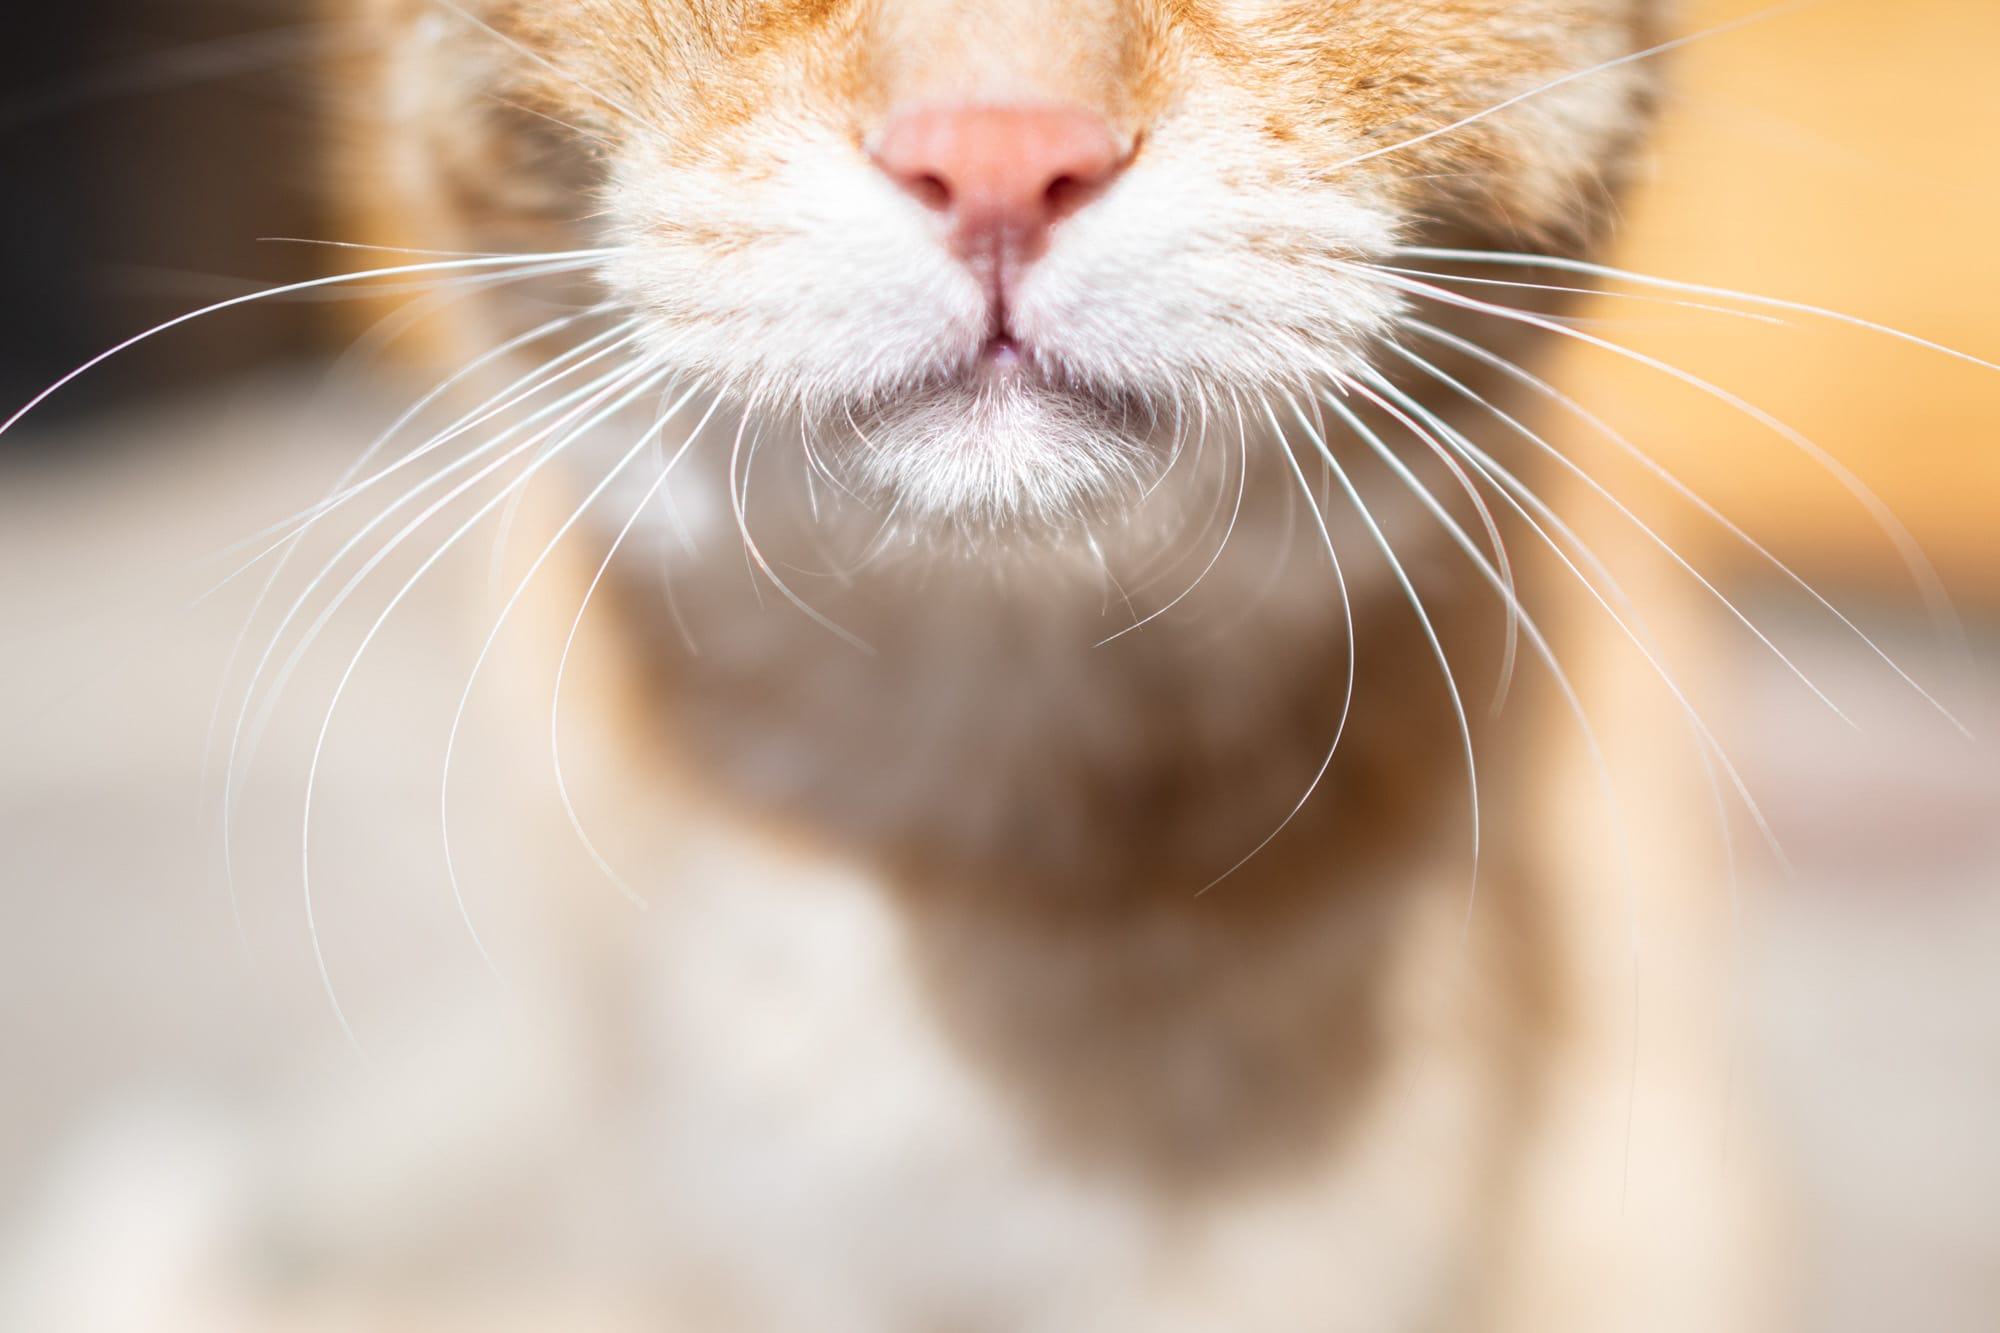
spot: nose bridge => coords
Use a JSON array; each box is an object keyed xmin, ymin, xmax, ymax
[{"xmin": 862, "ymin": 0, "xmax": 1138, "ymax": 121}]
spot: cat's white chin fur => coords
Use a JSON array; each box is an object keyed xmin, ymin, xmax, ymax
[{"xmin": 846, "ymin": 377, "xmax": 1151, "ymax": 526}]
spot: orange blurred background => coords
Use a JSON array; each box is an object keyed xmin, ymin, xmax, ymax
[{"xmin": 1588, "ymin": 0, "xmax": 2000, "ymax": 600}]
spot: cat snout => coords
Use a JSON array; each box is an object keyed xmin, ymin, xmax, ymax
[{"xmin": 872, "ymin": 104, "xmax": 1127, "ymax": 267}]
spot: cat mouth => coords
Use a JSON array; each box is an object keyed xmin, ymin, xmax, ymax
[
  {"xmin": 829, "ymin": 311, "xmax": 1162, "ymax": 522},
  {"xmin": 974, "ymin": 334, "xmax": 1026, "ymax": 378},
  {"xmin": 911, "ymin": 332, "xmax": 1040, "ymax": 397},
  {"xmin": 919, "ymin": 330, "xmax": 1138, "ymax": 422},
  {"xmin": 981, "ymin": 335, "xmax": 1023, "ymax": 367}
]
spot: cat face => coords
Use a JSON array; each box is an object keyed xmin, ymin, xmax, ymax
[{"xmin": 365, "ymin": 0, "xmax": 1658, "ymax": 525}]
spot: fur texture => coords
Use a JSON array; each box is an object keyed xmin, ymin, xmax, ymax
[{"xmin": 11, "ymin": 2, "xmax": 1778, "ymax": 1328}]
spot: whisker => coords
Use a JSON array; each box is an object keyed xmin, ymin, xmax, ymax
[
  {"xmin": 549, "ymin": 394, "xmax": 730, "ymax": 907},
  {"xmin": 1396, "ymin": 245, "xmax": 2000, "ymax": 375},
  {"xmin": 441, "ymin": 379, "xmax": 709, "ymax": 957},
  {"xmin": 0, "ymin": 21, "xmax": 354, "ymax": 128},
  {"xmin": 1384, "ymin": 340, "xmax": 1855, "ymax": 725},
  {"xmin": 1360, "ymin": 354, "xmax": 1753, "ymax": 1046},
  {"xmin": 729, "ymin": 390, "xmax": 874, "ymax": 653},
  {"xmin": 256, "ymin": 238, "xmax": 527, "ymax": 260},
  {"xmin": 437, "ymin": 0, "xmax": 653, "ymax": 131},
  {"xmin": 1350, "ymin": 365, "xmax": 1755, "ymax": 1170},
  {"xmin": 1327, "ymin": 376, "xmax": 1660, "ymax": 965},
  {"xmin": 1350, "ymin": 363, "xmax": 1787, "ymax": 874},
  {"xmin": 1351, "ymin": 264, "xmax": 1971, "ymax": 731},
  {"xmin": 1330, "ymin": 1, "xmax": 1818, "ymax": 173},
  {"xmin": 221, "ymin": 352, "xmax": 661, "ymax": 927},
  {"xmin": 197, "ymin": 311, "xmax": 635, "ymax": 605},
  {"xmin": 1292, "ymin": 391, "xmax": 1483, "ymax": 907},
  {"xmin": 1185, "ymin": 390, "xmax": 1308, "ymax": 648},
  {"xmin": 1199, "ymin": 393, "xmax": 1356, "ymax": 894},
  {"xmin": 1342, "ymin": 362, "xmax": 1523, "ymax": 715},
  {"xmin": 199, "ymin": 307, "xmax": 628, "ymax": 925},
  {"xmin": 1119, "ymin": 386, "xmax": 1238, "ymax": 601},
  {"xmin": 296, "ymin": 362, "xmax": 674, "ymax": 1039},
  {"xmin": 1369, "ymin": 265, "xmax": 1791, "ymax": 327},
  {"xmin": 1, "ymin": 250, "xmax": 618, "ymax": 439},
  {"xmin": 1403, "ymin": 316, "xmax": 1970, "ymax": 737},
  {"xmin": 220, "ymin": 325, "xmax": 655, "ymax": 778},
  {"xmin": 1097, "ymin": 387, "xmax": 1248, "ymax": 646}
]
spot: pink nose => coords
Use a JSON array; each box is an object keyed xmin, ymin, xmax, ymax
[{"xmin": 873, "ymin": 104, "xmax": 1126, "ymax": 260}]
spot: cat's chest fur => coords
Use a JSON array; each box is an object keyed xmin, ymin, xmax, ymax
[
  {"xmin": 609, "ymin": 802, "xmax": 1503, "ymax": 1332},
  {"xmin": 494, "ymin": 479, "xmax": 1530, "ymax": 1329}
]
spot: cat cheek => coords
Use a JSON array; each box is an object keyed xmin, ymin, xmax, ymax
[{"xmin": 602, "ymin": 172, "xmax": 992, "ymax": 397}]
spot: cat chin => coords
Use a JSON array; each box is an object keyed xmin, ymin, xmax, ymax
[{"xmin": 838, "ymin": 378, "xmax": 1157, "ymax": 531}]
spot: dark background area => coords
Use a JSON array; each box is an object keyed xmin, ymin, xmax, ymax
[{"xmin": 0, "ymin": 0, "xmax": 325, "ymax": 438}]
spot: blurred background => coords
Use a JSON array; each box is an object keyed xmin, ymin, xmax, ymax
[
  {"xmin": 0, "ymin": 0, "xmax": 326, "ymax": 434},
  {"xmin": 0, "ymin": 0, "xmax": 1996, "ymax": 1328}
]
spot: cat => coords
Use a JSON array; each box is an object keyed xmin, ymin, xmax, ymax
[{"xmin": 5, "ymin": 0, "xmax": 1799, "ymax": 1329}]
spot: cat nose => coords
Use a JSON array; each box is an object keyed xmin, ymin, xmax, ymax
[{"xmin": 873, "ymin": 104, "xmax": 1126, "ymax": 259}]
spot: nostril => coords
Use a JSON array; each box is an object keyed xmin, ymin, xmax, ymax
[
  {"xmin": 1042, "ymin": 173, "xmax": 1100, "ymax": 224},
  {"xmin": 902, "ymin": 172, "xmax": 953, "ymax": 214}
]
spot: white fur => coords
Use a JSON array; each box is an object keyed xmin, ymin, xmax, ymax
[
  {"xmin": 621, "ymin": 815, "xmax": 1495, "ymax": 1333},
  {"xmin": 603, "ymin": 102, "xmax": 1407, "ymax": 523}
]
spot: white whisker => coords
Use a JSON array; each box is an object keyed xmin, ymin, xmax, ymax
[
  {"xmin": 219, "ymin": 330, "xmax": 654, "ymax": 808},
  {"xmin": 1330, "ymin": 1, "xmax": 1817, "ymax": 173},
  {"xmin": 298, "ymin": 362, "xmax": 674, "ymax": 1033},
  {"xmin": 730, "ymin": 389, "xmax": 874, "ymax": 653},
  {"xmin": 1198, "ymin": 394, "xmax": 1355, "ymax": 895},
  {"xmin": 549, "ymin": 393, "xmax": 730, "ymax": 907},
  {"xmin": 1372, "ymin": 264, "xmax": 1790, "ymax": 327},
  {"xmin": 1404, "ymin": 316, "xmax": 1970, "ymax": 737},
  {"xmin": 1397, "ymin": 245, "xmax": 2000, "ymax": 375},
  {"xmin": 441, "ymin": 379, "xmax": 708, "ymax": 953},
  {"xmin": 1097, "ymin": 390, "xmax": 1248, "ymax": 646},
  {"xmin": 1350, "ymin": 364, "xmax": 1786, "ymax": 873},
  {"xmin": 1352, "ymin": 264, "xmax": 1971, "ymax": 735},
  {"xmin": 1294, "ymin": 391, "xmax": 1483, "ymax": 908},
  {"xmin": 221, "ymin": 352, "xmax": 661, "ymax": 944},
  {"xmin": 1344, "ymin": 362, "xmax": 1523, "ymax": 715},
  {"xmin": 194, "ymin": 312, "xmax": 638, "ymax": 599},
  {"xmin": 1, "ymin": 250, "xmax": 616, "ymax": 440},
  {"xmin": 1384, "ymin": 339, "xmax": 1854, "ymax": 725},
  {"xmin": 436, "ymin": 0, "xmax": 653, "ymax": 130},
  {"xmin": 199, "ymin": 307, "xmax": 627, "ymax": 930}
]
